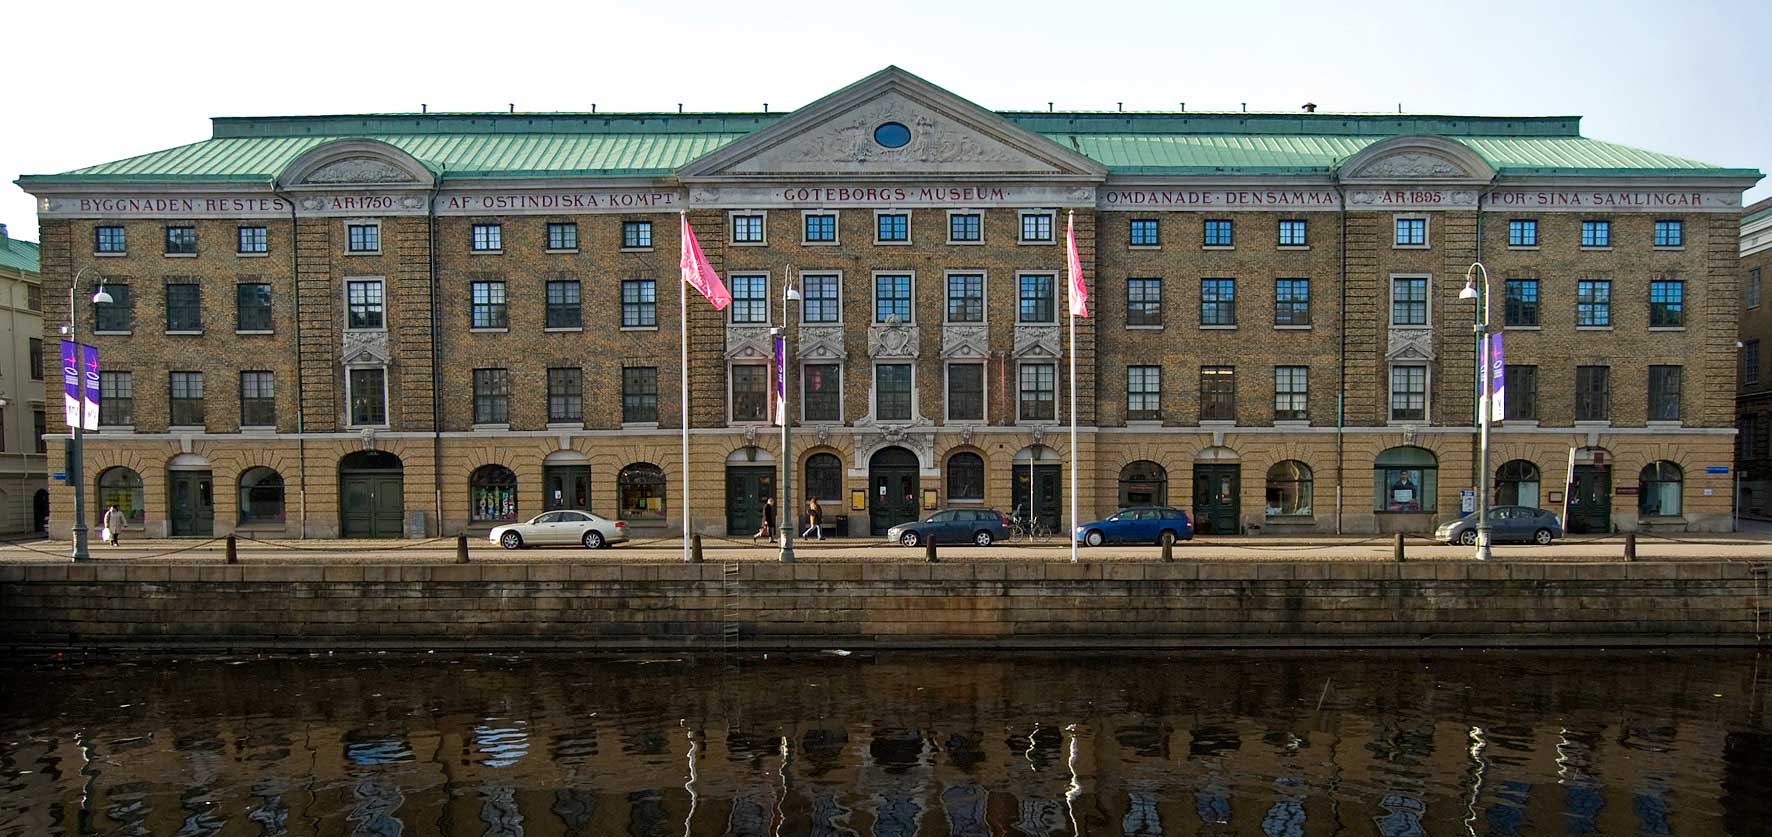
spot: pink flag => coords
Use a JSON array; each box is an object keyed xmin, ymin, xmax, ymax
[
  {"xmin": 679, "ymin": 213, "xmax": 732, "ymax": 310},
  {"xmin": 1066, "ymin": 212, "xmax": 1089, "ymax": 318}
]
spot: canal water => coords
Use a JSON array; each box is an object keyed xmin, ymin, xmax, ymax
[{"xmin": 1, "ymin": 651, "xmax": 1768, "ymax": 836}]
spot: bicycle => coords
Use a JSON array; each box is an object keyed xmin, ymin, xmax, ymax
[{"xmin": 1009, "ymin": 512, "xmax": 1055, "ymax": 544}]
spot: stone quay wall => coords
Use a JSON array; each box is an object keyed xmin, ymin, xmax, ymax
[{"xmin": 2, "ymin": 561, "xmax": 1767, "ymax": 650}]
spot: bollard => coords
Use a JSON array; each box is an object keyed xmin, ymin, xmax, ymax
[
  {"xmin": 225, "ymin": 534, "xmax": 238, "ymax": 564},
  {"xmin": 925, "ymin": 535, "xmax": 938, "ymax": 563},
  {"xmin": 456, "ymin": 534, "xmax": 469, "ymax": 563},
  {"xmin": 1161, "ymin": 538, "xmax": 1173, "ymax": 562},
  {"xmin": 1393, "ymin": 532, "xmax": 1406, "ymax": 562},
  {"xmin": 1623, "ymin": 531, "xmax": 1636, "ymax": 562},
  {"xmin": 690, "ymin": 534, "xmax": 704, "ymax": 563}
]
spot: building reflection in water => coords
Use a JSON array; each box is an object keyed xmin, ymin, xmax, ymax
[{"xmin": 0, "ymin": 650, "xmax": 1767, "ymax": 836}]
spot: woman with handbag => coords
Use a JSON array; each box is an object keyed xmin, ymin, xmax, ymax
[{"xmin": 802, "ymin": 498, "xmax": 824, "ymax": 540}]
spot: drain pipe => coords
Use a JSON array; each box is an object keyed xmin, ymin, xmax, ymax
[
  {"xmin": 274, "ymin": 185, "xmax": 308, "ymax": 538},
  {"xmin": 427, "ymin": 171, "xmax": 444, "ymax": 536},
  {"xmin": 1333, "ymin": 179, "xmax": 1348, "ymax": 534}
]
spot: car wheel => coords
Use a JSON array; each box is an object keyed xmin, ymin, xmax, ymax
[
  {"xmin": 1158, "ymin": 530, "xmax": 1177, "ymax": 547},
  {"xmin": 1458, "ymin": 529, "xmax": 1478, "ymax": 546},
  {"xmin": 1533, "ymin": 528, "xmax": 1552, "ymax": 545},
  {"xmin": 899, "ymin": 531, "xmax": 920, "ymax": 547},
  {"xmin": 583, "ymin": 530, "xmax": 605, "ymax": 549},
  {"xmin": 499, "ymin": 531, "xmax": 523, "ymax": 550},
  {"xmin": 1085, "ymin": 530, "xmax": 1105, "ymax": 547},
  {"xmin": 974, "ymin": 530, "xmax": 994, "ymax": 547}
]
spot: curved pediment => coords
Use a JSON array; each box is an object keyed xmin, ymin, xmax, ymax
[
  {"xmin": 278, "ymin": 139, "xmax": 436, "ymax": 189},
  {"xmin": 1337, "ymin": 135, "xmax": 1495, "ymax": 185}
]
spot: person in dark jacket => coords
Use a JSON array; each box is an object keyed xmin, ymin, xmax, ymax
[{"xmin": 754, "ymin": 496, "xmax": 776, "ymax": 542}]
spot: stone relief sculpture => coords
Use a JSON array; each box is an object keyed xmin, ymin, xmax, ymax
[
  {"xmin": 301, "ymin": 157, "xmax": 417, "ymax": 184},
  {"xmin": 1354, "ymin": 152, "xmax": 1466, "ymax": 179}
]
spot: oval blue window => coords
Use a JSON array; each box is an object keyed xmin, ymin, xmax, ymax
[{"xmin": 874, "ymin": 122, "xmax": 911, "ymax": 149}]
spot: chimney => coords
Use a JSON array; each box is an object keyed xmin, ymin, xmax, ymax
[{"xmin": 1302, "ymin": 102, "xmax": 1317, "ymax": 113}]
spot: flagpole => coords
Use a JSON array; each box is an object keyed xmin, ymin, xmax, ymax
[
  {"xmin": 1067, "ymin": 211, "xmax": 1080, "ymax": 564},
  {"xmin": 680, "ymin": 212, "xmax": 692, "ymax": 563}
]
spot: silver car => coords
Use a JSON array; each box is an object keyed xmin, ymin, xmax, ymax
[
  {"xmin": 1434, "ymin": 505, "xmax": 1565, "ymax": 546},
  {"xmin": 490, "ymin": 510, "xmax": 628, "ymax": 549}
]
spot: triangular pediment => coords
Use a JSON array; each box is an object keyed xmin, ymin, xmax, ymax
[{"xmin": 679, "ymin": 67, "xmax": 1105, "ymax": 181}]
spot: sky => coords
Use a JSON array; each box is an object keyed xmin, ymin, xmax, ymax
[{"xmin": 3, "ymin": 0, "xmax": 1768, "ymax": 244}]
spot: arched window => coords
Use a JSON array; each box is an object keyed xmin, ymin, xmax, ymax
[
  {"xmin": 96, "ymin": 467, "xmax": 144, "ymax": 526},
  {"xmin": 1265, "ymin": 460, "xmax": 1313, "ymax": 518},
  {"xmin": 1374, "ymin": 446, "xmax": 1437, "ymax": 512},
  {"xmin": 1638, "ymin": 461, "xmax": 1683, "ymax": 516},
  {"xmin": 1118, "ymin": 461, "xmax": 1167, "ymax": 508},
  {"xmin": 805, "ymin": 453, "xmax": 843, "ymax": 501},
  {"xmin": 1496, "ymin": 460, "xmax": 1540, "ymax": 507},
  {"xmin": 619, "ymin": 463, "xmax": 666, "ymax": 520},
  {"xmin": 238, "ymin": 467, "xmax": 285, "ymax": 524},
  {"xmin": 469, "ymin": 465, "xmax": 518, "ymax": 523},
  {"xmin": 947, "ymin": 452, "xmax": 985, "ymax": 501}
]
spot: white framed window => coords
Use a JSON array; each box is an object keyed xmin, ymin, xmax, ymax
[
  {"xmin": 945, "ymin": 362, "xmax": 986, "ymax": 423},
  {"xmin": 873, "ymin": 272, "xmax": 914, "ymax": 324},
  {"xmin": 873, "ymin": 362, "xmax": 916, "ymax": 422},
  {"xmin": 344, "ymin": 278, "xmax": 385, "ymax": 331},
  {"xmin": 346, "ymin": 221, "xmax": 380, "ymax": 254},
  {"xmin": 345, "ymin": 365, "xmax": 390, "ymax": 428},
  {"xmin": 1017, "ymin": 362, "xmax": 1057, "ymax": 422},
  {"xmin": 730, "ymin": 211, "xmax": 767, "ymax": 245},
  {"xmin": 944, "ymin": 271, "xmax": 986, "ymax": 324},
  {"xmin": 1389, "ymin": 364, "xmax": 1428, "ymax": 422},
  {"xmin": 947, "ymin": 210, "xmax": 983, "ymax": 245},
  {"xmin": 1018, "ymin": 210, "xmax": 1055, "ymax": 244},
  {"xmin": 1017, "ymin": 272, "xmax": 1057, "ymax": 324},
  {"xmin": 802, "ymin": 211, "xmax": 839, "ymax": 245},
  {"xmin": 801, "ymin": 362, "xmax": 842, "ymax": 423},
  {"xmin": 875, "ymin": 210, "xmax": 911, "ymax": 245},
  {"xmin": 546, "ymin": 222, "xmax": 579, "ymax": 252},
  {"xmin": 729, "ymin": 363, "xmax": 770, "ymax": 423},
  {"xmin": 1393, "ymin": 215, "xmax": 1428, "ymax": 248},
  {"xmin": 729, "ymin": 274, "xmax": 769, "ymax": 324},
  {"xmin": 621, "ymin": 220, "xmax": 652, "ymax": 250},
  {"xmin": 470, "ymin": 223, "xmax": 502, "ymax": 253},
  {"xmin": 800, "ymin": 272, "xmax": 842, "ymax": 324},
  {"xmin": 1390, "ymin": 275, "xmax": 1430, "ymax": 327}
]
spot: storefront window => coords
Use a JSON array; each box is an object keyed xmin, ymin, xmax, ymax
[
  {"xmin": 238, "ymin": 467, "xmax": 285, "ymax": 523},
  {"xmin": 620, "ymin": 463, "xmax": 667, "ymax": 520},
  {"xmin": 1265, "ymin": 460, "xmax": 1313, "ymax": 517},
  {"xmin": 1374, "ymin": 446, "xmax": 1437, "ymax": 512},
  {"xmin": 469, "ymin": 465, "xmax": 517, "ymax": 523},
  {"xmin": 97, "ymin": 467, "xmax": 144, "ymax": 525},
  {"xmin": 947, "ymin": 452, "xmax": 984, "ymax": 501},
  {"xmin": 1638, "ymin": 461, "xmax": 1682, "ymax": 516},
  {"xmin": 805, "ymin": 453, "xmax": 843, "ymax": 501},
  {"xmin": 1118, "ymin": 461, "xmax": 1167, "ymax": 508},
  {"xmin": 1496, "ymin": 460, "xmax": 1540, "ymax": 507}
]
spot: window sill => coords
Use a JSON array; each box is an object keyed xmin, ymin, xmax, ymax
[
  {"xmin": 620, "ymin": 326, "xmax": 660, "ymax": 332},
  {"xmin": 1129, "ymin": 244, "xmax": 1162, "ymax": 251},
  {"xmin": 98, "ymin": 425, "xmax": 135, "ymax": 433},
  {"xmin": 1201, "ymin": 245, "xmax": 1235, "ymax": 251},
  {"xmin": 1274, "ymin": 324, "xmax": 1313, "ymax": 331},
  {"xmin": 945, "ymin": 319, "xmax": 989, "ymax": 327},
  {"xmin": 1648, "ymin": 326, "xmax": 1686, "ymax": 332},
  {"xmin": 544, "ymin": 327, "xmax": 584, "ymax": 333},
  {"xmin": 1646, "ymin": 420, "xmax": 1683, "ymax": 427},
  {"xmin": 93, "ymin": 251, "xmax": 128, "ymax": 258},
  {"xmin": 1126, "ymin": 325, "xmax": 1165, "ymax": 331},
  {"xmin": 730, "ymin": 240, "xmax": 768, "ymax": 247},
  {"xmin": 1125, "ymin": 420, "xmax": 1165, "ymax": 427},
  {"xmin": 546, "ymin": 422, "xmax": 584, "ymax": 431},
  {"xmin": 1390, "ymin": 324, "xmax": 1430, "ymax": 330},
  {"xmin": 342, "ymin": 250, "xmax": 381, "ymax": 257},
  {"xmin": 1386, "ymin": 419, "xmax": 1428, "ymax": 426},
  {"xmin": 1580, "ymin": 246, "xmax": 1613, "ymax": 252},
  {"xmin": 94, "ymin": 330, "xmax": 133, "ymax": 337},
  {"xmin": 235, "ymin": 329, "xmax": 273, "ymax": 336},
  {"xmin": 168, "ymin": 425, "xmax": 206, "ymax": 433},
  {"xmin": 237, "ymin": 251, "xmax": 270, "ymax": 258},
  {"xmin": 1017, "ymin": 240, "xmax": 1056, "ymax": 246},
  {"xmin": 1276, "ymin": 245, "xmax": 1311, "ymax": 251},
  {"xmin": 1502, "ymin": 420, "xmax": 1539, "ymax": 428},
  {"xmin": 1199, "ymin": 419, "xmax": 1238, "ymax": 428},
  {"xmin": 343, "ymin": 327, "xmax": 387, "ymax": 335},
  {"xmin": 621, "ymin": 422, "xmax": 660, "ymax": 430},
  {"xmin": 801, "ymin": 240, "xmax": 841, "ymax": 247},
  {"xmin": 1273, "ymin": 420, "xmax": 1312, "ymax": 427},
  {"xmin": 470, "ymin": 249, "xmax": 504, "ymax": 256},
  {"xmin": 1506, "ymin": 325, "xmax": 1542, "ymax": 331},
  {"xmin": 1507, "ymin": 245, "xmax": 1540, "ymax": 251},
  {"xmin": 874, "ymin": 239, "xmax": 912, "ymax": 246},
  {"xmin": 1573, "ymin": 421, "xmax": 1612, "ymax": 428},
  {"xmin": 619, "ymin": 247, "xmax": 653, "ymax": 253},
  {"xmin": 545, "ymin": 248, "xmax": 580, "ymax": 255},
  {"xmin": 469, "ymin": 327, "xmax": 509, "ymax": 334},
  {"xmin": 1391, "ymin": 244, "xmax": 1430, "ymax": 250},
  {"xmin": 946, "ymin": 239, "xmax": 984, "ymax": 246},
  {"xmin": 1576, "ymin": 326, "xmax": 1613, "ymax": 332},
  {"xmin": 240, "ymin": 425, "xmax": 276, "ymax": 434},
  {"xmin": 347, "ymin": 424, "xmax": 391, "ymax": 432},
  {"xmin": 164, "ymin": 330, "xmax": 204, "ymax": 336},
  {"xmin": 1653, "ymin": 246, "xmax": 1685, "ymax": 252},
  {"xmin": 472, "ymin": 423, "xmax": 511, "ymax": 432},
  {"xmin": 1200, "ymin": 324, "xmax": 1238, "ymax": 331},
  {"xmin": 163, "ymin": 252, "xmax": 198, "ymax": 258},
  {"xmin": 1017, "ymin": 320, "xmax": 1057, "ymax": 327}
]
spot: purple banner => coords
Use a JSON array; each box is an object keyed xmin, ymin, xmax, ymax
[
  {"xmin": 772, "ymin": 336, "xmax": 787, "ymax": 426},
  {"xmin": 1488, "ymin": 332, "xmax": 1505, "ymax": 421},
  {"xmin": 59, "ymin": 341, "xmax": 80, "ymax": 430},
  {"xmin": 81, "ymin": 344, "xmax": 100, "ymax": 431}
]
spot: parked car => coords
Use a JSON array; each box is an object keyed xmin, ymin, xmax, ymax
[
  {"xmin": 491, "ymin": 510, "xmax": 627, "ymax": 549},
  {"xmin": 1434, "ymin": 505, "xmax": 1564, "ymax": 545},
  {"xmin": 886, "ymin": 509, "xmax": 1008, "ymax": 547},
  {"xmin": 1074, "ymin": 507, "xmax": 1194, "ymax": 547}
]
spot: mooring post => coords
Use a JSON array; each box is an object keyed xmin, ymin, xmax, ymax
[
  {"xmin": 925, "ymin": 536, "xmax": 938, "ymax": 563},
  {"xmin": 225, "ymin": 535, "xmax": 238, "ymax": 564},
  {"xmin": 690, "ymin": 534, "xmax": 704, "ymax": 563},
  {"xmin": 1624, "ymin": 531, "xmax": 1636, "ymax": 562},
  {"xmin": 455, "ymin": 535, "xmax": 469, "ymax": 564},
  {"xmin": 1393, "ymin": 532, "xmax": 1405, "ymax": 562},
  {"xmin": 1161, "ymin": 538, "xmax": 1173, "ymax": 562}
]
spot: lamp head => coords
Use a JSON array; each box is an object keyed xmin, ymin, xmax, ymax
[
  {"xmin": 91, "ymin": 289, "xmax": 114, "ymax": 305},
  {"xmin": 786, "ymin": 286, "xmax": 802, "ymax": 302},
  {"xmin": 1458, "ymin": 281, "xmax": 1480, "ymax": 301}
]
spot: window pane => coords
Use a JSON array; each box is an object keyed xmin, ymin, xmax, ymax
[
  {"xmin": 1648, "ymin": 365, "xmax": 1681, "ymax": 421},
  {"xmin": 347, "ymin": 281, "xmax": 384, "ymax": 330},
  {"xmin": 622, "ymin": 221, "xmax": 652, "ymax": 248},
  {"xmin": 100, "ymin": 371, "xmax": 134, "ymax": 426},
  {"xmin": 731, "ymin": 365, "xmax": 768, "ymax": 421},
  {"xmin": 1389, "ymin": 366, "xmax": 1426, "ymax": 421},
  {"xmin": 547, "ymin": 223, "xmax": 578, "ymax": 250},
  {"xmin": 876, "ymin": 364, "xmax": 912, "ymax": 421},
  {"xmin": 1021, "ymin": 213, "xmax": 1052, "ymax": 242},
  {"xmin": 949, "ymin": 214, "xmax": 980, "ymax": 242},
  {"xmin": 238, "ymin": 226, "xmax": 268, "ymax": 253},
  {"xmin": 236, "ymin": 283, "xmax": 272, "ymax": 332},
  {"xmin": 803, "ymin": 363, "xmax": 841, "ymax": 422},
  {"xmin": 805, "ymin": 214, "xmax": 837, "ymax": 242},
  {"xmin": 1391, "ymin": 278, "xmax": 1426, "ymax": 326},
  {"xmin": 622, "ymin": 367, "xmax": 658, "ymax": 423},
  {"xmin": 622, "ymin": 280, "xmax": 657, "ymax": 328},
  {"xmin": 1019, "ymin": 364, "xmax": 1055, "ymax": 421},
  {"xmin": 947, "ymin": 364, "xmax": 983, "ymax": 421},
  {"xmin": 802, "ymin": 274, "xmax": 840, "ymax": 323},
  {"xmin": 1204, "ymin": 219, "xmax": 1232, "ymax": 247},
  {"xmin": 1200, "ymin": 366, "xmax": 1235, "ymax": 420},
  {"xmin": 1274, "ymin": 279, "xmax": 1310, "ymax": 326},
  {"xmin": 471, "ymin": 281, "xmax": 507, "ymax": 329},
  {"xmin": 1575, "ymin": 366, "xmax": 1609, "ymax": 421},
  {"xmin": 1504, "ymin": 365, "xmax": 1538, "ymax": 421},
  {"xmin": 874, "ymin": 275, "xmax": 911, "ymax": 322},
  {"xmin": 1504, "ymin": 279, "xmax": 1539, "ymax": 327},
  {"xmin": 1577, "ymin": 281, "xmax": 1611, "ymax": 327},
  {"xmin": 1127, "ymin": 278, "xmax": 1163, "ymax": 327},
  {"xmin": 1130, "ymin": 219, "xmax": 1159, "ymax": 246},
  {"xmin": 548, "ymin": 367, "xmax": 583, "ymax": 422},
  {"xmin": 472, "ymin": 368, "xmax": 509, "ymax": 424},
  {"xmin": 877, "ymin": 213, "xmax": 908, "ymax": 242},
  {"xmin": 730, "ymin": 275, "xmax": 768, "ymax": 323},
  {"xmin": 347, "ymin": 224, "xmax": 379, "ymax": 252},
  {"xmin": 1274, "ymin": 366, "xmax": 1308, "ymax": 421},
  {"xmin": 1278, "ymin": 220, "xmax": 1306, "ymax": 246},
  {"xmin": 349, "ymin": 368, "xmax": 386, "ymax": 425},
  {"xmin": 946, "ymin": 274, "xmax": 984, "ymax": 323},
  {"xmin": 1649, "ymin": 280, "xmax": 1683, "ymax": 327},
  {"xmin": 947, "ymin": 453, "xmax": 984, "ymax": 501},
  {"xmin": 1019, "ymin": 274, "xmax": 1054, "ymax": 323},
  {"xmin": 471, "ymin": 224, "xmax": 502, "ymax": 251},
  {"xmin": 1201, "ymin": 279, "xmax": 1235, "ymax": 326},
  {"xmin": 546, "ymin": 280, "xmax": 582, "ymax": 329},
  {"xmin": 166, "ymin": 283, "xmax": 201, "ymax": 331},
  {"xmin": 1127, "ymin": 365, "xmax": 1161, "ymax": 420}
]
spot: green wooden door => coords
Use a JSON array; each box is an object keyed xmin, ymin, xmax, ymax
[
  {"xmin": 1192, "ymin": 464, "xmax": 1240, "ymax": 535},
  {"xmin": 168, "ymin": 471, "xmax": 214, "ymax": 537},
  {"xmin": 725, "ymin": 466, "xmax": 776, "ymax": 536}
]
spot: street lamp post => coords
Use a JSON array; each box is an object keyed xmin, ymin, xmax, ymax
[
  {"xmin": 776, "ymin": 279, "xmax": 802, "ymax": 563},
  {"xmin": 65, "ymin": 267, "xmax": 113, "ymax": 562},
  {"xmin": 1459, "ymin": 262, "xmax": 1493, "ymax": 561}
]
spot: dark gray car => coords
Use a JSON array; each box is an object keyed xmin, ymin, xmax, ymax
[
  {"xmin": 885, "ymin": 509, "xmax": 1009, "ymax": 547},
  {"xmin": 1434, "ymin": 505, "xmax": 1565, "ymax": 545}
]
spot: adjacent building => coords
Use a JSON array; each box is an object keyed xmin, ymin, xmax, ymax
[
  {"xmin": 18, "ymin": 68, "xmax": 1762, "ymax": 539},
  {"xmin": 0, "ymin": 223, "xmax": 47, "ymax": 534},
  {"xmin": 1738, "ymin": 197, "xmax": 1772, "ymax": 518}
]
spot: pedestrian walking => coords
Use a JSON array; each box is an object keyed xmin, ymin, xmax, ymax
[
  {"xmin": 102, "ymin": 504, "xmax": 125, "ymax": 546},
  {"xmin": 802, "ymin": 497, "xmax": 824, "ymax": 540},
  {"xmin": 753, "ymin": 496, "xmax": 776, "ymax": 542}
]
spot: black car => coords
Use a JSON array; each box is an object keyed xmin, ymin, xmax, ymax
[{"xmin": 885, "ymin": 509, "xmax": 1009, "ymax": 547}]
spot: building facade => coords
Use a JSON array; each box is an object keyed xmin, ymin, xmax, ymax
[
  {"xmin": 19, "ymin": 68, "xmax": 1762, "ymax": 539},
  {"xmin": 0, "ymin": 223, "xmax": 47, "ymax": 534},
  {"xmin": 1737, "ymin": 197, "xmax": 1772, "ymax": 518}
]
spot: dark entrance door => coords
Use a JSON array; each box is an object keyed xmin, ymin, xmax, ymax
[
  {"xmin": 168, "ymin": 471, "xmax": 215, "ymax": 536},
  {"xmin": 1012, "ymin": 464, "xmax": 1062, "ymax": 529},
  {"xmin": 725, "ymin": 466, "xmax": 776, "ymax": 536},
  {"xmin": 340, "ymin": 451, "xmax": 404, "ymax": 538},
  {"xmin": 868, "ymin": 447, "xmax": 920, "ymax": 536},
  {"xmin": 33, "ymin": 489, "xmax": 47, "ymax": 533},
  {"xmin": 544, "ymin": 465, "xmax": 592, "ymax": 511},
  {"xmin": 1569, "ymin": 465, "xmax": 1612, "ymax": 534},
  {"xmin": 1192, "ymin": 464, "xmax": 1240, "ymax": 535}
]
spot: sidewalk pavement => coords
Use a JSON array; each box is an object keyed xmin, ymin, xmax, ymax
[{"xmin": 2, "ymin": 530, "xmax": 1767, "ymax": 564}]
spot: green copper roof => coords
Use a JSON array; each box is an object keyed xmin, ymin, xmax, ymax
[
  {"xmin": 18, "ymin": 110, "xmax": 1760, "ymax": 183},
  {"xmin": 0, "ymin": 233, "xmax": 39, "ymax": 276}
]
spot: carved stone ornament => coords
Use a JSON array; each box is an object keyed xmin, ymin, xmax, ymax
[
  {"xmin": 742, "ymin": 426, "xmax": 760, "ymax": 448},
  {"xmin": 1013, "ymin": 325, "xmax": 1062, "ymax": 359},
  {"xmin": 342, "ymin": 330, "xmax": 392, "ymax": 366},
  {"xmin": 867, "ymin": 318, "xmax": 920, "ymax": 359},
  {"xmin": 299, "ymin": 197, "xmax": 327, "ymax": 212},
  {"xmin": 940, "ymin": 324, "xmax": 990, "ymax": 359},
  {"xmin": 797, "ymin": 325, "xmax": 848, "ymax": 361},
  {"xmin": 783, "ymin": 98, "xmax": 1019, "ymax": 166},
  {"xmin": 359, "ymin": 427, "xmax": 378, "ymax": 449},
  {"xmin": 301, "ymin": 156, "xmax": 417, "ymax": 185},
  {"xmin": 725, "ymin": 325, "xmax": 775, "ymax": 360},
  {"xmin": 1031, "ymin": 426, "xmax": 1047, "ymax": 448},
  {"xmin": 815, "ymin": 425, "xmax": 832, "ymax": 446},
  {"xmin": 855, "ymin": 419, "xmax": 934, "ymax": 468},
  {"xmin": 1353, "ymin": 152, "xmax": 1466, "ymax": 179},
  {"xmin": 1385, "ymin": 327, "xmax": 1436, "ymax": 362},
  {"xmin": 958, "ymin": 425, "xmax": 976, "ymax": 447},
  {"xmin": 1403, "ymin": 426, "xmax": 1418, "ymax": 445}
]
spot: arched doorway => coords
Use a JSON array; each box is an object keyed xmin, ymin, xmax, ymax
[
  {"xmin": 1192, "ymin": 446, "xmax": 1240, "ymax": 535},
  {"xmin": 1013, "ymin": 445, "xmax": 1061, "ymax": 529},
  {"xmin": 725, "ymin": 448, "xmax": 776, "ymax": 536},
  {"xmin": 1118, "ymin": 461, "xmax": 1167, "ymax": 508},
  {"xmin": 543, "ymin": 450, "xmax": 591, "ymax": 512},
  {"xmin": 868, "ymin": 447, "xmax": 920, "ymax": 535},
  {"xmin": 1569, "ymin": 447, "xmax": 1611, "ymax": 534},
  {"xmin": 96, "ymin": 467, "xmax": 144, "ymax": 528},
  {"xmin": 340, "ymin": 450, "xmax": 404, "ymax": 538},
  {"xmin": 168, "ymin": 453, "xmax": 215, "ymax": 537},
  {"xmin": 33, "ymin": 489, "xmax": 47, "ymax": 533}
]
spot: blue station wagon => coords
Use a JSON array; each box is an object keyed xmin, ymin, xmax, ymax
[
  {"xmin": 886, "ymin": 509, "xmax": 1010, "ymax": 547},
  {"xmin": 1074, "ymin": 507, "xmax": 1194, "ymax": 547}
]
